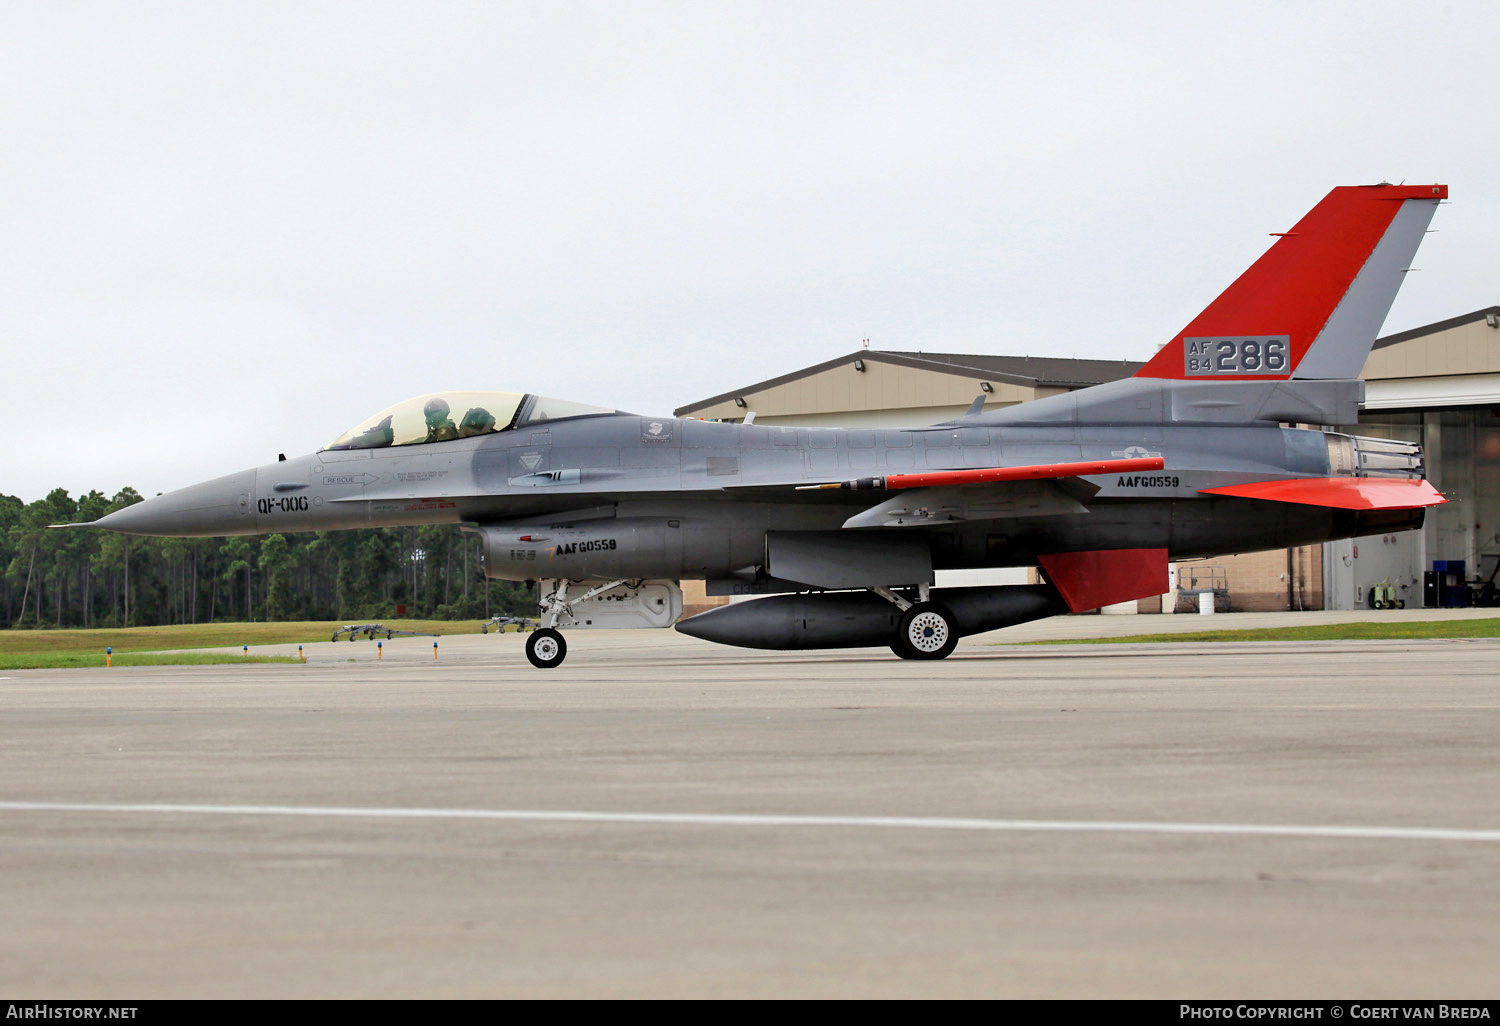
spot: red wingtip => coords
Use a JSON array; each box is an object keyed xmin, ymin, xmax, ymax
[{"xmin": 881, "ymin": 456, "xmax": 1164, "ymax": 490}]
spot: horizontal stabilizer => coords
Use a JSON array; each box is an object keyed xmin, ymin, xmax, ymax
[
  {"xmin": 803, "ymin": 456, "xmax": 1165, "ymax": 492},
  {"xmin": 1200, "ymin": 477, "xmax": 1446, "ymax": 510},
  {"xmin": 1037, "ymin": 548, "xmax": 1169, "ymax": 614}
]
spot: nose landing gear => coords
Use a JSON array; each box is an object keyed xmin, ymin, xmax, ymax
[
  {"xmin": 513, "ymin": 578, "xmax": 685, "ymax": 669},
  {"xmin": 526, "ymin": 578, "xmax": 636, "ymax": 669},
  {"xmin": 525, "ymin": 628, "xmax": 567, "ymax": 668}
]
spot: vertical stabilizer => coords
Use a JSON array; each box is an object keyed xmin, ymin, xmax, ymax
[{"xmin": 1135, "ymin": 184, "xmax": 1445, "ymax": 381}]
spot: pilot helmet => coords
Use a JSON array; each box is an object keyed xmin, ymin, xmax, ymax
[{"xmin": 423, "ymin": 397, "xmax": 451, "ymax": 418}]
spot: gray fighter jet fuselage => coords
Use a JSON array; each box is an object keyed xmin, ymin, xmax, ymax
[
  {"xmin": 104, "ymin": 395, "xmax": 1418, "ymax": 570},
  {"xmin": 79, "ymin": 184, "xmax": 1452, "ymax": 667}
]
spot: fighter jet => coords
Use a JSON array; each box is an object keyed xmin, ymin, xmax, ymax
[{"xmin": 79, "ymin": 184, "xmax": 1449, "ymax": 667}]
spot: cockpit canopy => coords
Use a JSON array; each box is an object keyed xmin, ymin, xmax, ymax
[{"xmin": 326, "ymin": 391, "xmax": 615, "ymax": 451}]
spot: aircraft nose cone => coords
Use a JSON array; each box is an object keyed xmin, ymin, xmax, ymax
[{"xmin": 95, "ymin": 469, "xmax": 259, "ymax": 537}]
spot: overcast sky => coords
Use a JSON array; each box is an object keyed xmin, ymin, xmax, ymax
[{"xmin": 3, "ymin": 0, "xmax": 1496, "ymax": 502}]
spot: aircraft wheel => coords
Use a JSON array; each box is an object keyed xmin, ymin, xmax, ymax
[
  {"xmin": 526, "ymin": 628, "xmax": 568, "ymax": 669},
  {"xmin": 893, "ymin": 602, "xmax": 959, "ymax": 660}
]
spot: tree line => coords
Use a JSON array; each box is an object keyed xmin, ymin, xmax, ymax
[{"xmin": 1, "ymin": 488, "xmax": 536, "ymax": 630}]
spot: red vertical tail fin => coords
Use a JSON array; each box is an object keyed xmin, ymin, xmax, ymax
[{"xmin": 1136, "ymin": 184, "xmax": 1446, "ymax": 382}]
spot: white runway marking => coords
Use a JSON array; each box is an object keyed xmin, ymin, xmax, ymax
[{"xmin": 0, "ymin": 800, "xmax": 1497, "ymax": 843}]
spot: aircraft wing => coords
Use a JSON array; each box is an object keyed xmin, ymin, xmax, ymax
[
  {"xmin": 783, "ymin": 455, "xmax": 1165, "ymax": 528},
  {"xmin": 798, "ymin": 456, "xmax": 1166, "ymax": 492},
  {"xmin": 840, "ymin": 480, "xmax": 1092, "ymax": 528}
]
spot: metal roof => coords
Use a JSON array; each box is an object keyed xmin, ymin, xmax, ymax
[
  {"xmin": 675, "ymin": 350, "xmax": 1142, "ymax": 416},
  {"xmin": 676, "ymin": 309, "xmax": 1500, "ymax": 417},
  {"xmin": 880, "ymin": 351, "xmax": 1146, "ymax": 388},
  {"xmin": 1371, "ymin": 306, "xmax": 1500, "ymax": 350}
]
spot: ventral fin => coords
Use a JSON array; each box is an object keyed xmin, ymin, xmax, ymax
[{"xmin": 1038, "ymin": 548, "xmax": 1169, "ymax": 614}]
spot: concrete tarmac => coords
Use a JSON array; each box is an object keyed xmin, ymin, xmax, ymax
[{"xmin": 1, "ymin": 615, "xmax": 1498, "ymax": 998}]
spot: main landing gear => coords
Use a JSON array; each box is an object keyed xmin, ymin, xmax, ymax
[{"xmin": 873, "ymin": 585, "xmax": 959, "ymax": 660}]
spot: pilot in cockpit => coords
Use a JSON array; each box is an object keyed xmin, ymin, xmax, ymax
[
  {"xmin": 459, "ymin": 407, "xmax": 497, "ymax": 437},
  {"xmin": 423, "ymin": 398, "xmax": 459, "ymax": 442}
]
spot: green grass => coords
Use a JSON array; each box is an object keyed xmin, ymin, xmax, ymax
[
  {"xmin": 1022, "ymin": 618, "xmax": 1500, "ymax": 645},
  {"xmin": 0, "ymin": 619, "xmax": 493, "ymax": 669},
  {"xmin": 0, "ymin": 651, "xmax": 302, "ymax": 670},
  {"xmin": 0, "ymin": 619, "xmax": 484, "ymax": 656}
]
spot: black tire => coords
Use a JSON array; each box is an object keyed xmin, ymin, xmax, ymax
[
  {"xmin": 892, "ymin": 602, "xmax": 959, "ymax": 660},
  {"xmin": 526, "ymin": 628, "xmax": 568, "ymax": 669}
]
